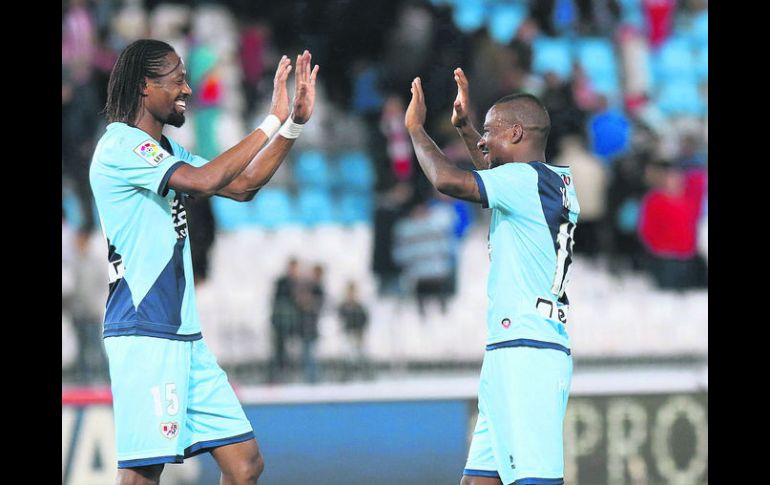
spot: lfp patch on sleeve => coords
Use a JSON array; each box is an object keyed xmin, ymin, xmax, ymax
[{"xmin": 133, "ymin": 140, "xmax": 171, "ymax": 166}]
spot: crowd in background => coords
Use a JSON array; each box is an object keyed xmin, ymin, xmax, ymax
[{"xmin": 63, "ymin": 0, "xmax": 707, "ymax": 383}]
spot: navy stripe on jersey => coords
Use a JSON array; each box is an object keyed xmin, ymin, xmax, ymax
[
  {"xmin": 158, "ymin": 161, "xmax": 186, "ymax": 197},
  {"xmin": 513, "ymin": 478, "xmax": 564, "ymax": 485},
  {"xmin": 118, "ymin": 455, "xmax": 183, "ymax": 468},
  {"xmin": 464, "ymin": 469, "xmax": 501, "ymax": 478},
  {"xmin": 529, "ymin": 162, "xmax": 570, "ymax": 256},
  {"xmin": 472, "ymin": 171, "xmax": 489, "ymax": 208},
  {"xmin": 486, "ymin": 338, "xmax": 571, "ymax": 355},
  {"xmin": 184, "ymin": 431, "xmax": 255, "ymax": 458},
  {"xmin": 103, "ymin": 238, "xmax": 190, "ymax": 339}
]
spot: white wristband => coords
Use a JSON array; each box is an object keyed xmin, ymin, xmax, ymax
[
  {"xmin": 257, "ymin": 114, "xmax": 281, "ymax": 138},
  {"xmin": 278, "ymin": 118, "xmax": 304, "ymax": 139}
]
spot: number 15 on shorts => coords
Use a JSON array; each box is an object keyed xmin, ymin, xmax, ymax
[{"xmin": 151, "ymin": 383, "xmax": 179, "ymax": 417}]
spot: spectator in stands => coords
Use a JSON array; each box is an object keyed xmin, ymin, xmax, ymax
[
  {"xmin": 643, "ymin": 0, "xmax": 676, "ymax": 49},
  {"xmin": 372, "ymin": 181, "xmax": 413, "ymax": 296},
  {"xmin": 638, "ymin": 160, "xmax": 705, "ymax": 289},
  {"xmin": 555, "ymin": 134, "xmax": 608, "ymax": 258},
  {"xmin": 338, "ymin": 281, "xmax": 371, "ymax": 379},
  {"xmin": 393, "ymin": 201, "xmax": 455, "ymax": 316},
  {"xmin": 542, "ymin": 71, "xmax": 589, "ymax": 161},
  {"xmin": 62, "ymin": 0, "xmax": 102, "ymax": 239},
  {"xmin": 380, "ymin": 94, "xmax": 414, "ymax": 181},
  {"xmin": 269, "ymin": 258, "xmax": 301, "ymax": 382},
  {"xmin": 587, "ymin": 94, "xmax": 631, "ymax": 165},
  {"xmin": 297, "ymin": 264, "xmax": 326, "ymax": 383},
  {"xmin": 62, "ymin": 208, "xmax": 77, "ymax": 312},
  {"xmin": 72, "ymin": 235, "xmax": 109, "ymax": 384}
]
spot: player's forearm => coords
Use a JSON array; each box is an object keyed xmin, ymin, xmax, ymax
[
  {"xmin": 216, "ymin": 134, "xmax": 296, "ymax": 201},
  {"xmin": 172, "ymin": 128, "xmax": 270, "ymax": 197},
  {"xmin": 409, "ymin": 127, "xmax": 464, "ymax": 194},
  {"xmin": 456, "ymin": 124, "xmax": 486, "ymax": 170}
]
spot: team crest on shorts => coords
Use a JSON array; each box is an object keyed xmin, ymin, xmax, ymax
[
  {"xmin": 501, "ymin": 318, "xmax": 511, "ymax": 328},
  {"xmin": 134, "ymin": 140, "xmax": 170, "ymax": 166},
  {"xmin": 160, "ymin": 422, "xmax": 179, "ymax": 439}
]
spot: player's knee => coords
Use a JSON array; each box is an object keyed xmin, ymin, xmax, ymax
[
  {"xmin": 117, "ymin": 465, "xmax": 164, "ymax": 485},
  {"xmin": 225, "ymin": 451, "xmax": 264, "ymax": 484}
]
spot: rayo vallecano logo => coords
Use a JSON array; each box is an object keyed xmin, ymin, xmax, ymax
[
  {"xmin": 134, "ymin": 140, "xmax": 170, "ymax": 166},
  {"xmin": 160, "ymin": 422, "xmax": 179, "ymax": 439}
]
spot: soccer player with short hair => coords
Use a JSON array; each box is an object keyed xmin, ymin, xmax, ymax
[
  {"xmin": 89, "ymin": 39, "xmax": 318, "ymax": 484},
  {"xmin": 404, "ymin": 70, "xmax": 579, "ymax": 485}
]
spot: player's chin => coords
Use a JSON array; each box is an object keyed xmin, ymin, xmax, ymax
[{"xmin": 167, "ymin": 112, "xmax": 186, "ymax": 128}]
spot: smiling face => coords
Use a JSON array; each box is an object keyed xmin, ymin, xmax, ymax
[
  {"xmin": 477, "ymin": 106, "xmax": 515, "ymax": 169},
  {"xmin": 143, "ymin": 52, "xmax": 192, "ymax": 128}
]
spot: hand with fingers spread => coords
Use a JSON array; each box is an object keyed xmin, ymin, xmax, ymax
[
  {"xmin": 270, "ymin": 55, "xmax": 293, "ymax": 123},
  {"xmin": 290, "ymin": 50, "xmax": 320, "ymax": 124},
  {"xmin": 451, "ymin": 67, "xmax": 471, "ymax": 128},
  {"xmin": 405, "ymin": 77, "xmax": 427, "ymax": 134}
]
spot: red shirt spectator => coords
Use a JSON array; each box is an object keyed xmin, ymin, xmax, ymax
[{"xmin": 638, "ymin": 166, "xmax": 705, "ymax": 258}]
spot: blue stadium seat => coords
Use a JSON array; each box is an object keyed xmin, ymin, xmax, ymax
[
  {"xmin": 532, "ymin": 37, "xmax": 573, "ymax": 79},
  {"xmin": 694, "ymin": 46, "xmax": 708, "ymax": 81},
  {"xmin": 294, "ymin": 150, "xmax": 332, "ymax": 189},
  {"xmin": 690, "ymin": 11, "xmax": 708, "ymax": 49},
  {"xmin": 62, "ymin": 187, "xmax": 84, "ymax": 230},
  {"xmin": 618, "ymin": 0, "xmax": 644, "ymax": 30},
  {"xmin": 336, "ymin": 150, "xmax": 375, "ymax": 192},
  {"xmin": 212, "ymin": 196, "xmax": 252, "ymax": 231},
  {"xmin": 452, "ymin": 0, "xmax": 485, "ymax": 33},
  {"xmin": 657, "ymin": 79, "xmax": 706, "ymax": 117},
  {"xmin": 652, "ymin": 36, "xmax": 696, "ymax": 84},
  {"xmin": 575, "ymin": 37, "xmax": 620, "ymax": 97},
  {"xmin": 338, "ymin": 193, "xmax": 373, "ymax": 225},
  {"xmin": 297, "ymin": 188, "xmax": 336, "ymax": 226},
  {"xmin": 487, "ymin": 3, "xmax": 526, "ymax": 45},
  {"xmin": 252, "ymin": 187, "xmax": 295, "ymax": 229}
]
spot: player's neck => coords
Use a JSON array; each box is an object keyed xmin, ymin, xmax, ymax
[{"xmin": 133, "ymin": 114, "xmax": 165, "ymax": 142}]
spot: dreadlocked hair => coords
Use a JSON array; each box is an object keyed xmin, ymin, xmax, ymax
[{"xmin": 104, "ymin": 39, "xmax": 176, "ymax": 125}]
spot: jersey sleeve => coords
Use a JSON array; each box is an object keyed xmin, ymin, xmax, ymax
[
  {"xmin": 166, "ymin": 137, "xmax": 210, "ymax": 168},
  {"xmin": 99, "ymin": 129, "xmax": 189, "ymax": 197},
  {"xmin": 473, "ymin": 163, "xmax": 537, "ymax": 214}
]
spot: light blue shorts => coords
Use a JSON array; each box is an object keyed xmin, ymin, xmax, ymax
[
  {"xmin": 464, "ymin": 343, "xmax": 572, "ymax": 485},
  {"xmin": 104, "ymin": 336, "xmax": 254, "ymax": 468}
]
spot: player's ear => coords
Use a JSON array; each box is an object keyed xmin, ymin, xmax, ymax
[
  {"xmin": 510, "ymin": 124, "xmax": 524, "ymax": 144},
  {"xmin": 141, "ymin": 78, "xmax": 150, "ymax": 96}
]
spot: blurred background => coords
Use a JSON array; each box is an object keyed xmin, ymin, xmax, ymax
[{"xmin": 62, "ymin": 0, "xmax": 707, "ymax": 484}]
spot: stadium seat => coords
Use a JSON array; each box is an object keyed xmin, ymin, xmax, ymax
[
  {"xmin": 618, "ymin": 0, "xmax": 644, "ymax": 29},
  {"xmin": 212, "ymin": 196, "xmax": 252, "ymax": 231},
  {"xmin": 487, "ymin": 3, "xmax": 526, "ymax": 45},
  {"xmin": 689, "ymin": 10, "xmax": 708, "ymax": 49},
  {"xmin": 294, "ymin": 150, "xmax": 332, "ymax": 189},
  {"xmin": 575, "ymin": 37, "xmax": 620, "ymax": 97},
  {"xmin": 656, "ymin": 79, "xmax": 706, "ymax": 117},
  {"xmin": 652, "ymin": 36, "xmax": 696, "ymax": 84},
  {"xmin": 338, "ymin": 193, "xmax": 373, "ymax": 225},
  {"xmin": 694, "ymin": 46, "xmax": 708, "ymax": 81},
  {"xmin": 252, "ymin": 187, "xmax": 295, "ymax": 229},
  {"xmin": 297, "ymin": 188, "xmax": 336, "ymax": 226},
  {"xmin": 452, "ymin": 0, "xmax": 485, "ymax": 33},
  {"xmin": 62, "ymin": 186, "xmax": 84, "ymax": 230},
  {"xmin": 336, "ymin": 150, "xmax": 375, "ymax": 192},
  {"xmin": 532, "ymin": 37, "xmax": 573, "ymax": 79}
]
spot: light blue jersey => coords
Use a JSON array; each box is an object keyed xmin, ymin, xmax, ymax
[
  {"xmin": 90, "ymin": 122, "xmax": 209, "ymax": 340},
  {"xmin": 472, "ymin": 161, "xmax": 579, "ymax": 352}
]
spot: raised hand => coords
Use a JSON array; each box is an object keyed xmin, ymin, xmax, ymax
[
  {"xmin": 451, "ymin": 67, "xmax": 471, "ymax": 128},
  {"xmin": 290, "ymin": 50, "xmax": 320, "ymax": 124},
  {"xmin": 405, "ymin": 77, "xmax": 427, "ymax": 133},
  {"xmin": 270, "ymin": 55, "xmax": 292, "ymax": 123}
]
